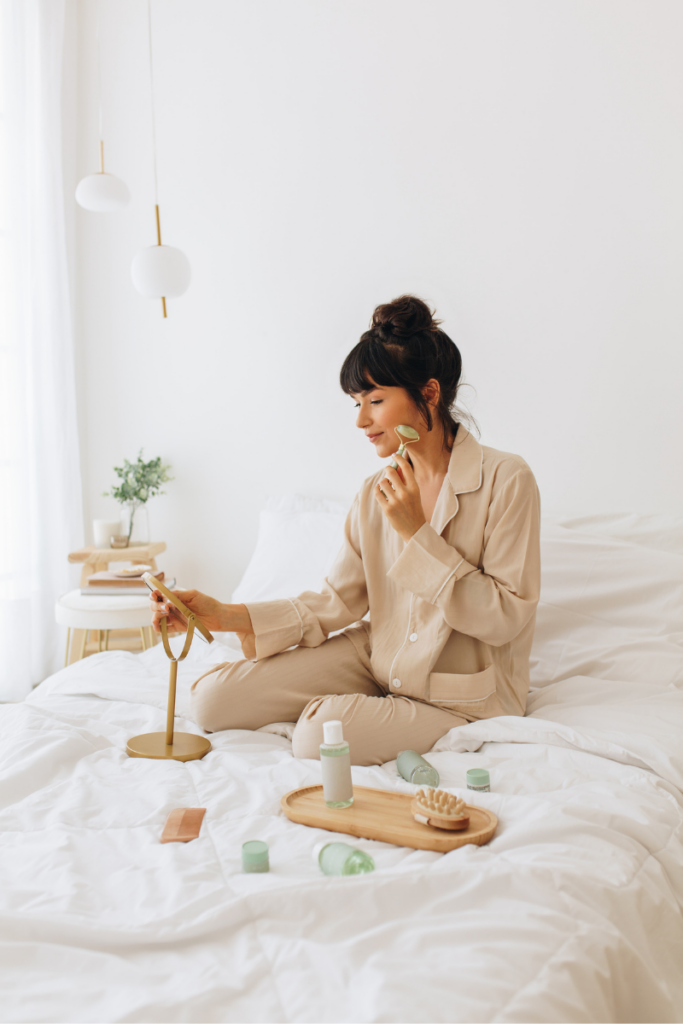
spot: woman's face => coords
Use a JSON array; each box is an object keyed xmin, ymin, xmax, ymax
[{"xmin": 352, "ymin": 384, "xmax": 423, "ymax": 460}]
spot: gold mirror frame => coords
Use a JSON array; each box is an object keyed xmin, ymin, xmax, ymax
[{"xmin": 126, "ymin": 614, "xmax": 212, "ymax": 762}]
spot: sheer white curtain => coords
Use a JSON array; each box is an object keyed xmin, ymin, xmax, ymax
[{"xmin": 0, "ymin": 0, "xmax": 83, "ymax": 700}]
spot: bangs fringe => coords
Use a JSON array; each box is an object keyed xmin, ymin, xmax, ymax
[{"xmin": 339, "ymin": 337, "xmax": 405, "ymax": 396}]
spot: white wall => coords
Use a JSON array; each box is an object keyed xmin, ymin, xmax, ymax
[{"xmin": 67, "ymin": 0, "xmax": 683, "ymax": 600}]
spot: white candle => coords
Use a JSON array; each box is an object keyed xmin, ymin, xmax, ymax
[{"xmin": 93, "ymin": 519, "xmax": 123, "ymax": 548}]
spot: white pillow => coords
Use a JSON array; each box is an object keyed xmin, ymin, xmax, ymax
[
  {"xmin": 531, "ymin": 520, "xmax": 683, "ymax": 688},
  {"xmin": 232, "ymin": 494, "xmax": 350, "ymax": 604},
  {"xmin": 219, "ymin": 494, "xmax": 350, "ymax": 651}
]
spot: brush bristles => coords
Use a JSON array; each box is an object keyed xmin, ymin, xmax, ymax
[{"xmin": 416, "ymin": 788, "xmax": 466, "ymax": 818}]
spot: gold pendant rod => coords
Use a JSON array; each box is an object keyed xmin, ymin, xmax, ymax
[{"xmin": 155, "ymin": 204, "xmax": 167, "ymax": 318}]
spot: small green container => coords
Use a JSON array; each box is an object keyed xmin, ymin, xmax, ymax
[
  {"xmin": 242, "ymin": 840, "xmax": 269, "ymax": 873},
  {"xmin": 466, "ymin": 768, "xmax": 490, "ymax": 792}
]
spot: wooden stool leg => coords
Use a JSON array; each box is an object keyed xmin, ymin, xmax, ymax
[
  {"xmin": 64, "ymin": 627, "xmax": 71, "ymax": 668},
  {"xmin": 140, "ymin": 627, "xmax": 147, "ymax": 651},
  {"xmin": 147, "ymin": 626, "xmax": 155, "ymax": 648},
  {"xmin": 105, "ymin": 630, "xmax": 110, "ymax": 651},
  {"xmin": 98, "ymin": 630, "xmax": 103, "ymax": 652},
  {"xmin": 68, "ymin": 629, "xmax": 87, "ymax": 665}
]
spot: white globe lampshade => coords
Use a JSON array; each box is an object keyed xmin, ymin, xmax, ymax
[
  {"xmin": 75, "ymin": 172, "xmax": 130, "ymax": 211},
  {"xmin": 131, "ymin": 244, "xmax": 191, "ymax": 298}
]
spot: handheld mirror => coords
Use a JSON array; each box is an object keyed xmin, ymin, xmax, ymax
[
  {"xmin": 390, "ymin": 424, "xmax": 420, "ymax": 468},
  {"xmin": 142, "ymin": 573, "xmax": 213, "ymax": 644},
  {"xmin": 126, "ymin": 574, "xmax": 214, "ymax": 764}
]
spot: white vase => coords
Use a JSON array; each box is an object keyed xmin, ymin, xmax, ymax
[{"xmin": 122, "ymin": 504, "xmax": 150, "ymax": 545}]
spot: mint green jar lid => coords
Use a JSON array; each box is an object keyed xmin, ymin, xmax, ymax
[
  {"xmin": 242, "ymin": 840, "xmax": 269, "ymax": 873},
  {"xmin": 466, "ymin": 768, "xmax": 490, "ymax": 788}
]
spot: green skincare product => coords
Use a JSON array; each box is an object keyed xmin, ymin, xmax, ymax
[
  {"xmin": 313, "ymin": 841, "xmax": 375, "ymax": 876},
  {"xmin": 397, "ymin": 749, "xmax": 440, "ymax": 788},
  {"xmin": 390, "ymin": 424, "xmax": 420, "ymax": 468},
  {"xmin": 320, "ymin": 720, "xmax": 353, "ymax": 808},
  {"xmin": 466, "ymin": 768, "xmax": 490, "ymax": 792},
  {"xmin": 242, "ymin": 840, "xmax": 269, "ymax": 873}
]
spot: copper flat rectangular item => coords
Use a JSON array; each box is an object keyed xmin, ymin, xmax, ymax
[{"xmin": 161, "ymin": 808, "xmax": 207, "ymax": 843}]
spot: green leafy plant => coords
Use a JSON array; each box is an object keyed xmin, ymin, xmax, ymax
[{"xmin": 104, "ymin": 451, "xmax": 173, "ymax": 542}]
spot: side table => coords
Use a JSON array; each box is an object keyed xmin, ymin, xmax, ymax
[{"xmin": 63, "ymin": 541, "xmax": 167, "ymax": 663}]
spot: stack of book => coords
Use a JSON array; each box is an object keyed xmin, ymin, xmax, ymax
[{"xmin": 80, "ymin": 570, "xmax": 176, "ymax": 596}]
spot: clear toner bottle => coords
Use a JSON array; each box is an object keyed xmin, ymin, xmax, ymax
[{"xmin": 320, "ymin": 719, "xmax": 354, "ymax": 808}]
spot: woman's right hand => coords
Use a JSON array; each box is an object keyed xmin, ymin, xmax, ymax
[
  {"xmin": 149, "ymin": 589, "xmax": 253, "ymax": 636},
  {"xmin": 149, "ymin": 589, "xmax": 223, "ymax": 635}
]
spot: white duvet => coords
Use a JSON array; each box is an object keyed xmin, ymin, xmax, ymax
[{"xmin": 2, "ymin": 516, "xmax": 683, "ymax": 1023}]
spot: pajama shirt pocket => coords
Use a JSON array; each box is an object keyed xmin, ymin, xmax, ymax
[{"xmin": 428, "ymin": 664, "xmax": 497, "ymax": 715}]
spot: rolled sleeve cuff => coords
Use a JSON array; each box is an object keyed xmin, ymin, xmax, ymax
[
  {"xmin": 243, "ymin": 598, "xmax": 304, "ymax": 660},
  {"xmin": 387, "ymin": 523, "xmax": 478, "ymax": 603}
]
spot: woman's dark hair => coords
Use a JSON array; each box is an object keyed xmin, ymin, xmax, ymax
[{"xmin": 340, "ymin": 295, "xmax": 462, "ymax": 447}]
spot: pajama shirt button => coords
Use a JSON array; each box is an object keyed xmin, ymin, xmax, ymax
[
  {"xmin": 409, "ymin": 633, "xmax": 418, "ymax": 642},
  {"xmin": 392, "ymin": 678, "xmax": 402, "ymax": 688}
]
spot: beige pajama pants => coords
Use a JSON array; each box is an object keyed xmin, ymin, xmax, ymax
[{"xmin": 190, "ymin": 627, "xmax": 466, "ymax": 766}]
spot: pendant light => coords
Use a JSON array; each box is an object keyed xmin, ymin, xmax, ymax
[
  {"xmin": 75, "ymin": 6, "xmax": 130, "ymax": 212},
  {"xmin": 131, "ymin": 0, "xmax": 191, "ymax": 317}
]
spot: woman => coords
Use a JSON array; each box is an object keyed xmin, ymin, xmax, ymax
[{"xmin": 150, "ymin": 295, "xmax": 541, "ymax": 766}]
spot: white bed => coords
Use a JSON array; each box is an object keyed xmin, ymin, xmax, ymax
[{"xmin": 2, "ymin": 500, "xmax": 683, "ymax": 1023}]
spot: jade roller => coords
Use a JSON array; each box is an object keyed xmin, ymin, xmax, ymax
[{"xmin": 390, "ymin": 424, "xmax": 420, "ymax": 468}]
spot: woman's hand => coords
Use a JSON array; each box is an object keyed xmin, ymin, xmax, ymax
[
  {"xmin": 374, "ymin": 453, "xmax": 427, "ymax": 542},
  {"xmin": 149, "ymin": 589, "xmax": 253, "ymax": 635}
]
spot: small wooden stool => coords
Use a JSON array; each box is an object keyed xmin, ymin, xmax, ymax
[
  {"xmin": 68, "ymin": 541, "xmax": 166, "ymax": 586},
  {"xmin": 62, "ymin": 542, "xmax": 167, "ymax": 664}
]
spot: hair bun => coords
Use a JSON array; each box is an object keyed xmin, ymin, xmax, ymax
[{"xmin": 371, "ymin": 294, "xmax": 441, "ymax": 338}]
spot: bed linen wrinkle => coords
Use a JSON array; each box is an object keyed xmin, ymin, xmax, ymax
[
  {"xmin": 496, "ymin": 927, "xmax": 678, "ymax": 1024},
  {"xmin": 0, "ymin": 936, "xmax": 282, "ymax": 1024},
  {"xmin": 246, "ymin": 863, "xmax": 675, "ymax": 1023},
  {"xmin": 181, "ymin": 752, "xmax": 292, "ymax": 1024},
  {"xmin": 484, "ymin": 852, "xmax": 681, "ymax": 1022}
]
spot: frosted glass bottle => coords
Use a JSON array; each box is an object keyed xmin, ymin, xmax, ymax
[
  {"xmin": 396, "ymin": 749, "xmax": 440, "ymax": 788},
  {"xmin": 320, "ymin": 720, "xmax": 354, "ymax": 808},
  {"xmin": 313, "ymin": 841, "xmax": 375, "ymax": 876}
]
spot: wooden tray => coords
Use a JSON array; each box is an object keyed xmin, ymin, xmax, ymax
[{"xmin": 281, "ymin": 785, "xmax": 497, "ymax": 853}]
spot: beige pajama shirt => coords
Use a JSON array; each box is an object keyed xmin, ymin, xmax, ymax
[{"xmin": 190, "ymin": 425, "xmax": 541, "ymax": 766}]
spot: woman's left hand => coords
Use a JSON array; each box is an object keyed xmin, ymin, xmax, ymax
[{"xmin": 374, "ymin": 453, "xmax": 427, "ymax": 542}]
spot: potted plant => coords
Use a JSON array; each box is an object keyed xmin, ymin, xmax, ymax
[{"xmin": 104, "ymin": 451, "xmax": 173, "ymax": 546}]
